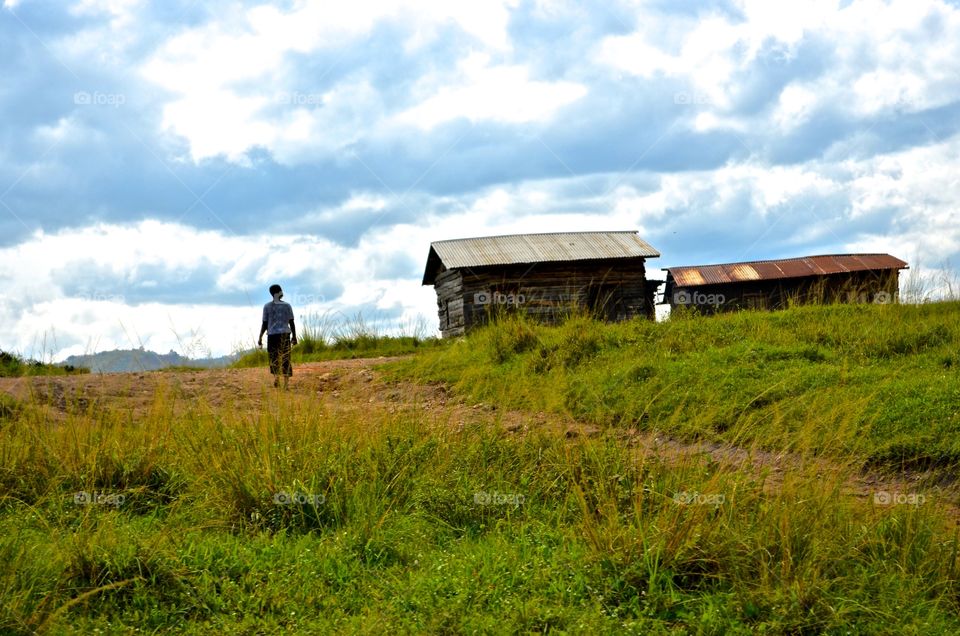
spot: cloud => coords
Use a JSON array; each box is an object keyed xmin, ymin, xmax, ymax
[
  {"xmin": 598, "ymin": 0, "xmax": 960, "ymax": 134},
  {"xmin": 1, "ymin": 0, "xmax": 959, "ymax": 358},
  {"xmin": 139, "ymin": 0, "xmax": 526, "ymax": 163},
  {"xmin": 395, "ymin": 52, "xmax": 587, "ymax": 129}
]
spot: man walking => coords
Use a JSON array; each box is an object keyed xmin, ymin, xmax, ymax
[{"xmin": 258, "ymin": 284, "xmax": 297, "ymax": 389}]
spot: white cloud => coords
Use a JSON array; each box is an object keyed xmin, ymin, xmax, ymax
[
  {"xmin": 598, "ymin": 35, "xmax": 684, "ymax": 79},
  {"xmin": 159, "ymin": 91, "xmax": 275, "ymax": 164},
  {"xmin": 597, "ymin": 12, "xmax": 751, "ymax": 108},
  {"xmin": 843, "ymin": 138, "xmax": 960, "ymax": 258},
  {"xmin": 598, "ymin": 0, "xmax": 960, "ymax": 128},
  {"xmin": 56, "ymin": 0, "xmax": 145, "ymax": 62},
  {"xmin": 342, "ymin": 193, "xmax": 388, "ymax": 212},
  {"xmin": 0, "ymin": 219, "xmax": 437, "ymax": 357},
  {"xmin": 396, "ymin": 53, "xmax": 587, "ymax": 129},
  {"xmin": 28, "ymin": 300, "xmax": 255, "ymax": 363},
  {"xmin": 0, "ymin": 222, "xmax": 277, "ymax": 355},
  {"xmin": 773, "ymin": 83, "xmax": 821, "ymax": 130},
  {"xmin": 32, "ymin": 115, "xmax": 106, "ymax": 147},
  {"xmin": 70, "ymin": 0, "xmax": 141, "ymax": 24},
  {"xmin": 140, "ymin": 0, "xmax": 524, "ymax": 162},
  {"xmin": 692, "ymin": 111, "xmax": 747, "ymax": 133}
]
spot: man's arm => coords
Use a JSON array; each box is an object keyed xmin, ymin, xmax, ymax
[
  {"xmin": 289, "ymin": 318, "xmax": 297, "ymax": 346},
  {"xmin": 258, "ymin": 305, "xmax": 268, "ymax": 347}
]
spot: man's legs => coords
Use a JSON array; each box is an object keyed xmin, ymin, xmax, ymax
[
  {"xmin": 267, "ymin": 333, "xmax": 293, "ymax": 389},
  {"xmin": 267, "ymin": 334, "xmax": 281, "ymax": 387},
  {"xmin": 280, "ymin": 333, "xmax": 292, "ymax": 389}
]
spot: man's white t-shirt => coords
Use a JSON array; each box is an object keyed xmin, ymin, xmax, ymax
[{"xmin": 262, "ymin": 300, "xmax": 294, "ymax": 335}]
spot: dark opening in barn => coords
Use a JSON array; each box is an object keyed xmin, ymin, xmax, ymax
[
  {"xmin": 662, "ymin": 254, "xmax": 909, "ymax": 314},
  {"xmin": 422, "ymin": 231, "xmax": 661, "ymax": 337}
]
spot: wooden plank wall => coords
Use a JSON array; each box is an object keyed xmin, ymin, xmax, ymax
[
  {"xmin": 433, "ymin": 268, "xmax": 466, "ymax": 338},
  {"xmin": 667, "ymin": 270, "xmax": 901, "ymax": 314},
  {"xmin": 431, "ymin": 258, "xmax": 656, "ymax": 337}
]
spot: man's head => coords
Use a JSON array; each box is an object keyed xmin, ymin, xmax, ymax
[{"xmin": 269, "ymin": 284, "xmax": 283, "ymax": 299}]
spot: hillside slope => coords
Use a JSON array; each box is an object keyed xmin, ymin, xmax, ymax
[
  {"xmin": 2, "ymin": 304, "xmax": 960, "ymax": 633},
  {"xmin": 394, "ymin": 301, "xmax": 960, "ymax": 475}
]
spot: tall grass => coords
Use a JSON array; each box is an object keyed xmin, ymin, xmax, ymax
[
  {"xmin": 901, "ymin": 260, "xmax": 960, "ymax": 303},
  {"xmin": 393, "ymin": 301, "xmax": 960, "ymax": 474},
  {"xmin": 2, "ymin": 303, "xmax": 960, "ymax": 632},
  {"xmin": 0, "ymin": 376, "xmax": 958, "ymax": 633},
  {"xmin": 233, "ymin": 311, "xmax": 442, "ymax": 368}
]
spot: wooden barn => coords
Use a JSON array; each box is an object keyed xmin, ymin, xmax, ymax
[
  {"xmin": 422, "ymin": 231, "xmax": 661, "ymax": 337},
  {"xmin": 663, "ymin": 254, "xmax": 908, "ymax": 313}
]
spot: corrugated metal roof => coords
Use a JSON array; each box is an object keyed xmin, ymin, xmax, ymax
[
  {"xmin": 422, "ymin": 231, "xmax": 660, "ymax": 284},
  {"xmin": 666, "ymin": 254, "xmax": 908, "ymax": 288}
]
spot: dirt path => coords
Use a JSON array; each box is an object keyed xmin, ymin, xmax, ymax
[{"xmin": 1, "ymin": 358, "xmax": 956, "ymax": 518}]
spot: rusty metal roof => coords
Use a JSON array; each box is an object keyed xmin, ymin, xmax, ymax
[
  {"xmin": 422, "ymin": 231, "xmax": 660, "ymax": 285},
  {"xmin": 666, "ymin": 254, "xmax": 908, "ymax": 288}
]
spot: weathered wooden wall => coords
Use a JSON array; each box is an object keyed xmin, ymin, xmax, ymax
[
  {"xmin": 433, "ymin": 268, "xmax": 466, "ymax": 338},
  {"xmin": 432, "ymin": 257, "xmax": 658, "ymax": 337}
]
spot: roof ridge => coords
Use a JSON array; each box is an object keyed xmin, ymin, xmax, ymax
[
  {"xmin": 432, "ymin": 230, "xmax": 639, "ymax": 244},
  {"xmin": 665, "ymin": 253, "xmax": 903, "ymax": 270}
]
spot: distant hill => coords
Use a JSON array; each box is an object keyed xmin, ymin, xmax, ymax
[
  {"xmin": 62, "ymin": 348, "xmax": 238, "ymax": 373},
  {"xmin": 0, "ymin": 350, "xmax": 89, "ymax": 377}
]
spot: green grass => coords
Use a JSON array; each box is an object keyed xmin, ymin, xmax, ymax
[
  {"xmin": 2, "ymin": 392, "xmax": 958, "ymax": 633},
  {"xmin": 233, "ymin": 312, "xmax": 444, "ymax": 367},
  {"xmin": 1, "ymin": 303, "xmax": 960, "ymax": 633},
  {"xmin": 392, "ymin": 301, "xmax": 960, "ymax": 475},
  {"xmin": 0, "ymin": 351, "xmax": 88, "ymax": 378},
  {"xmin": 231, "ymin": 334, "xmax": 442, "ymax": 368}
]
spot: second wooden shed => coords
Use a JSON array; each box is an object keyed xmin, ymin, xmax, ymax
[{"xmin": 662, "ymin": 253, "xmax": 908, "ymax": 313}]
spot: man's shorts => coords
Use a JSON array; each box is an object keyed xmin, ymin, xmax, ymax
[{"xmin": 267, "ymin": 333, "xmax": 293, "ymax": 377}]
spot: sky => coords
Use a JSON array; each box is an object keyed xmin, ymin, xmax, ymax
[{"xmin": 1, "ymin": 0, "xmax": 959, "ymax": 360}]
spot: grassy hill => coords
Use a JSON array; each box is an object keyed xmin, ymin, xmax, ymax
[
  {"xmin": 63, "ymin": 348, "xmax": 236, "ymax": 373},
  {"xmin": 393, "ymin": 300, "xmax": 960, "ymax": 476},
  {"xmin": 0, "ymin": 351, "xmax": 88, "ymax": 377},
  {"xmin": 1, "ymin": 302, "xmax": 959, "ymax": 633},
  {"xmin": 231, "ymin": 331, "xmax": 441, "ymax": 367}
]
